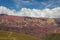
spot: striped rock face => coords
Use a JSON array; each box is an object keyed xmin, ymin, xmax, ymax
[{"xmin": 0, "ymin": 14, "xmax": 59, "ymax": 38}]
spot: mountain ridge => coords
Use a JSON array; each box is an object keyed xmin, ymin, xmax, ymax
[{"xmin": 0, "ymin": 14, "xmax": 60, "ymax": 39}]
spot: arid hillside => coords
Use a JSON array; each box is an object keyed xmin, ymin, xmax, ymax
[{"xmin": 0, "ymin": 14, "xmax": 60, "ymax": 39}]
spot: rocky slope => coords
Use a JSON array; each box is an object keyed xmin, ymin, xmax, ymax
[{"xmin": 0, "ymin": 14, "xmax": 60, "ymax": 39}]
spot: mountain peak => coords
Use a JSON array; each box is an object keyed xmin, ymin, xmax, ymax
[{"xmin": 0, "ymin": 13, "xmax": 8, "ymax": 16}]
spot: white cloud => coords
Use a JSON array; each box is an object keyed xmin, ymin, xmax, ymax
[
  {"xmin": 0, "ymin": 6, "xmax": 60, "ymax": 18},
  {"xmin": 41, "ymin": 0, "xmax": 60, "ymax": 8},
  {"xmin": 0, "ymin": 6, "xmax": 16, "ymax": 15},
  {"xmin": 14, "ymin": 0, "xmax": 31, "ymax": 9}
]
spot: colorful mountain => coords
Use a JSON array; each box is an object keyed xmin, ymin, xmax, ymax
[{"xmin": 0, "ymin": 14, "xmax": 60, "ymax": 39}]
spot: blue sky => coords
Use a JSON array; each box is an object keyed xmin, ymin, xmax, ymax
[
  {"xmin": 0, "ymin": 0, "xmax": 60, "ymax": 10},
  {"xmin": 0, "ymin": 0, "xmax": 60, "ymax": 18}
]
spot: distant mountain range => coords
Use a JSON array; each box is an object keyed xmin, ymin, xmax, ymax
[
  {"xmin": 0, "ymin": 14, "xmax": 60, "ymax": 39},
  {"xmin": 0, "ymin": 14, "xmax": 8, "ymax": 16}
]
